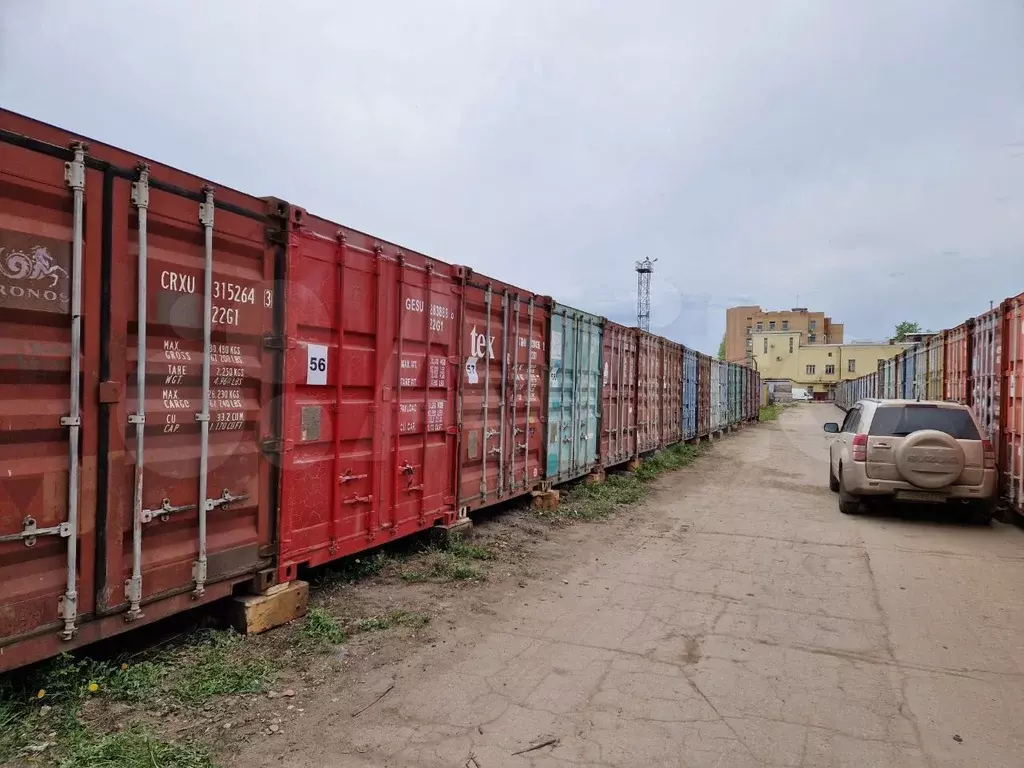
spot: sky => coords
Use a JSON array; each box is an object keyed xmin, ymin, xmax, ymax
[{"xmin": 1, "ymin": 1, "xmax": 1022, "ymax": 354}]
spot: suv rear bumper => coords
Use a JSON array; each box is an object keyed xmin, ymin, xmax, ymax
[{"xmin": 843, "ymin": 463, "xmax": 997, "ymax": 501}]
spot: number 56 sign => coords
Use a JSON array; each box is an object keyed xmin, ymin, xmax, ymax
[{"xmin": 307, "ymin": 344, "xmax": 328, "ymax": 385}]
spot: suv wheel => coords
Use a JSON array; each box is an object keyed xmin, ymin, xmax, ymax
[
  {"xmin": 829, "ymin": 464, "xmax": 840, "ymax": 493},
  {"xmin": 838, "ymin": 468, "xmax": 861, "ymax": 515},
  {"xmin": 963, "ymin": 500, "xmax": 994, "ymax": 526}
]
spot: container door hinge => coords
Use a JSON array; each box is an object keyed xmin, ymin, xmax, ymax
[
  {"xmin": 1, "ymin": 517, "xmax": 71, "ymax": 547},
  {"xmin": 262, "ymin": 334, "xmax": 292, "ymax": 351},
  {"xmin": 266, "ymin": 227, "xmax": 288, "ymax": 246},
  {"xmin": 191, "ymin": 560, "xmax": 208, "ymax": 590},
  {"xmin": 261, "ymin": 437, "xmax": 293, "ymax": 454},
  {"xmin": 445, "ymin": 425, "xmax": 459, "ymax": 435}
]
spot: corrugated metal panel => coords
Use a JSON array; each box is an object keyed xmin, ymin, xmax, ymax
[
  {"xmin": 682, "ymin": 348, "xmax": 698, "ymax": 439},
  {"xmin": 599, "ymin": 321, "xmax": 637, "ymax": 468},
  {"xmin": 457, "ymin": 272, "xmax": 550, "ymax": 511},
  {"xmin": 943, "ymin": 323, "xmax": 969, "ymax": 403},
  {"xmin": 661, "ymin": 340, "xmax": 683, "ymax": 446},
  {"xmin": 636, "ymin": 331, "xmax": 662, "ymax": 453},
  {"xmin": 697, "ymin": 354, "xmax": 711, "ymax": 437},
  {"xmin": 1001, "ymin": 294, "xmax": 1024, "ymax": 516},
  {"xmin": 0, "ymin": 110, "xmax": 277, "ymax": 673},
  {"xmin": 970, "ymin": 306, "xmax": 1002, "ymax": 450},
  {"xmin": 546, "ymin": 303, "xmax": 602, "ymax": 483},
  {"xmin": 276, "ymin": 213, "xmax": 460, "ymax": 581},
  {"xmin": 926, "ymin": 334, "xmax": 944, "ymax": 400}
]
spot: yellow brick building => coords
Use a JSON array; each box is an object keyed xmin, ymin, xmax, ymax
[{"xmin": 751, "ymin": 332, "xmax": 910, "ymax": 399}]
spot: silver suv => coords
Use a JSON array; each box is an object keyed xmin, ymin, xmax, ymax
[{"xmin": 824, "ymin": 399, "xmax": 997, "ymax": 518}]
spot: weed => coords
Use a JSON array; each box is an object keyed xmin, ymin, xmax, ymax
[
  {"xmin": 356, "ymin": 610, "xmax": 430, "ymax": 633},
  {"xmin": 170, "ymin": 631, "xmax": 272, "ymax": 705},
  {"xmin": 538, "ymin": 443, "xmax": 704, "ymax": 523},
  {"xmin": 301, "ymin": 607, "xmax": 348, "ymax": 646},
  {"xmin": 430, "ymin": 552, "xmax": 484, "ymax": 581},
  {"xmin": 443, "ymin": 538, "xmax": 495, "ymax": 561},
  {"xmin": 0, "ymin": 687, "xmax": 30, "ymax": 762},
  {"xmin": 759, "ymin": 404, "xmax": 784, "ymax": 421},
  {"xmin": 59, "ymin": 725, "xmax": 213, "ymax": 768},
  {"xmin": 101, "ymin": 661, "xmax": 164, "ymax": 702},
  {"xmin": 399, "ymin": 570, "xmax": 429, "ymax": 583}
]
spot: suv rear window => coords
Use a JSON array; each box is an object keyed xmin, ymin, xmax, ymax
[{"xmin": 868, "ymin": 405, "xmax": 981, "ymax": 440}]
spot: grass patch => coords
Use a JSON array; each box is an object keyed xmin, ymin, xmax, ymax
[
  {"xmin": 59, "ymin": 724, "xmax": 213, "ymax": 768},
  {"xmin": 759, "ymin": 404, "xmax": 784, "ymax": 421},
  {"xmin": 355, "ymin": 610, "xmax": 430, "ymax": 633},
  {"xmin": 397, "ymin": 537, "xmax": 494, "ymax": 583},
  {"xmin": 537, "ymin": 443, "xmax": 705, "ymax": 523},
  {"xmin": 101, "ymin": 660, "xmax": 165, "ymax": 702},
  {"xmin": 301, "ymin": 607, "xmax": 348, "ymax": 647},
  {"xmin": 169, "ymin": 631, "xmax": 272, "ymax": 705},
  {"xmin": 399, "ymin": 570, "xmax": 429, "ymax": 583}
]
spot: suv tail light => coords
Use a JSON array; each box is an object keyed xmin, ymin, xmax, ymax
[
  {"xmin": 983, "ymin": 439, "xmax": 996, "ymax": 469},
  {"xmin": 852, "ymin": 434, "xmax": 868, "ymax": 462}
]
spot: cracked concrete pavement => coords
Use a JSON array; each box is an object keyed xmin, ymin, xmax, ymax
[{"xmin": 231, "ymin": 404, "xmax": 1024, "ymax": 767}]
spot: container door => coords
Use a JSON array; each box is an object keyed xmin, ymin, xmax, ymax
[
  {"xmin": 1, "ymin": 137, "xmax": 98, "ymax": 648},
  {"xmin": 458, "ymin": 279, "xmax": 548, "ymax": 511},
  {"xmin": 102, "ymin": 171, "xmax": 278, "ymax": 616},
  {"xmin": 1002, "ymin": 296, "xmax": 1024, "ymax": 514},
  {"xmin": 547, "ymin": 307, "xmax": 570, "ymax": 479},
  {"xmin": 970, "ymin": 308, "xmax": 1002, "ymax": 451},
  {"xmin": 547, "ymin": 305, "xmax": 599, "ymax": 482},
  {"xmin": 278, "ymin": 223, "xmax": 460, "ymax": 575}
]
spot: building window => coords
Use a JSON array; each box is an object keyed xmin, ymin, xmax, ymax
[
  {"xmin": 782, "ymin": 320, "xmax": 789, "ymax": 331},
  {"xmin": 809, "ymin": 320, "xmax": 817, "ymax": 331},
  {"xmin": 746, "ymin": 326, "xmax": 751, "ymax": 336},
  {"xmin": 825, "ymin": 364, "xmax": 835, "ymax": 375},
  {"xmin": 848, "ymin": 359, "xmax": 856, "ymax": 373},
  {"xmin": 808, "ymin": 334, "xmax": 816, "ymax": 343},
  {"xmin": 827, "ymin": 351, "xmax": 833, "ymax": 357},
  {"xmin": 763, "ymin": 338, "xmax": 768, "ymax": 354},
  {"xmin": 769, "ymin": 321, "xmax": 776, "ymax": 330},
  {"xmin": 756, "ymin": 322, "xmax": 763, "ymax": 332},
  {"xmin": 746, "ymin": 338, "xmax": 752, "ymax": 349},
  {"xmin": 788, "ymin": 337, "xmax": 793, "ymax": 353},
  {"xmin": 806, "ymin": 365, "xmax": 816, "ymax": 375}
]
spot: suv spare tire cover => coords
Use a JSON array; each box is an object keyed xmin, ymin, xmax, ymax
[{"xmin": 893, "ymin": 429, "xmax": 966, "ymax": 489}]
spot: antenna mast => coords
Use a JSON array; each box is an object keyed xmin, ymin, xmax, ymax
[{"xmin": 635, "ymin": 257, "xmax": 655, "ymax": 331}]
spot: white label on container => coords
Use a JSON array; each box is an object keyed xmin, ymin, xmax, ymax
[
  {"xmin": 465, "ymin": 357, "xmax": 479, "ymax": 385},
  {"xmin": 551, "ymin": 330, "xmax": 563, "ymax": 361},
  {"xmin": 307, "ymin": 344, "xmax": 328, "ymax": 385}
]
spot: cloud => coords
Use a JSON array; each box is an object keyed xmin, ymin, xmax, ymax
[{"xmin": 2, "ymin": 0, "xmax": 1021, "ymax": 353}]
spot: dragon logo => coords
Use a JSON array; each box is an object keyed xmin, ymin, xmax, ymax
[{"xmin": 0, "ymin": 245, "xmax": 69, "ymax": 288}]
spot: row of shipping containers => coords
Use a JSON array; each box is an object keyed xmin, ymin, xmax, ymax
[
  {"xmin": 833, "ymin": 297, "xmax": 1024, "ymax": 520},
  {"xmin": 0, "ymin": 110, "xmax": 758, "ymax": 672}
]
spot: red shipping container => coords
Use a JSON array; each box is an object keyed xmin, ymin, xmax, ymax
[
  {"xmin": 697, "ymin": 353, "xmax": 711, "ymax": 437},
  {"xmin": 600, "ymin": 321, "xmax": 637, "ymax": 468},
  {"xmin": 1, "ymin": 111, "xmax": 278, "ymax": 672},
  {"xmin": 1000, "ymin": 293, "xmax": 1024, "ymax": 516},
  {"xmin": 943, "ymin": 323, "xmax": 970, "ymax": 403},
  {"xmin": 457, "ymin": 271, "xmax": 549, "ymax": 512},
  {"xmin": 636, "ymin": 331, "xmax": 662, "ymax": 453},
  {"xmin": 275, "ymin": 211, "xmax": 460, "ymax": 581},
  {"xmin": 661, "ymin": 340, "xmax": 683, "ymax": 446}
]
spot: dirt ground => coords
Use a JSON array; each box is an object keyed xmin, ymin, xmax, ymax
[{"xmin": 219, "ymin": 404, "xmax": 1024, "ymax": 768}]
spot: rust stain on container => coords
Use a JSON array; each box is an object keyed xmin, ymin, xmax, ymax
[{"xmin": 600, "ymin": 321, "xmax": 637, "ymax": 468}]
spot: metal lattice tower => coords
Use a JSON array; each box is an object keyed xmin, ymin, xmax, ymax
[{"xmin": 635, "ymin": 257, "xmax": 656, "ymax": 331}]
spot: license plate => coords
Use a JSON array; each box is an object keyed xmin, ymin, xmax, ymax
[{"xmin": 896, "ymin": 490, "xmax": 947, "ymax": 502}]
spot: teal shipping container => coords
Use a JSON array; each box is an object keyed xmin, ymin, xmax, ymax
[{"xmin": 545, "ymin": 304, "xmax": 604, "ymax": 483}]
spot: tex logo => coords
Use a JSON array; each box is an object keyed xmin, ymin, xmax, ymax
[{"xmin": 469, "ymin": 326, "xmax": 495, "ymax": 359}]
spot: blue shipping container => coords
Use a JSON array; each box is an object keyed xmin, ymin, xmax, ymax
[
  {"xmin": 682, "ymin": 348, "xmax": 698, "ymax": 439},
  {"xmin": 546, "ymin": 303, "xmax": 603, "ymax": 483}
]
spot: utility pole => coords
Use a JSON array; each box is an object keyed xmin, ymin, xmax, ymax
[{"xmin": 635, "ymin": 257, "xmax": 656, "ymax": 331}]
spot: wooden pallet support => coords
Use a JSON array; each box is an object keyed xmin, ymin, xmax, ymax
[
  {"xmin": 431, "ymin": 516, "xmax": 473, "ymax": 545},
  {"xmin": 531, "ymin": 489, "xmax": 560, "ymax": 511},
  {"xmin": 626, "ymin": 458, "xmax": 642, "ymax": 471},
  {"xmin": 585, "ymin": 469, "xmax": 606, "ymax": 485},
  {"xmin": 227, "ymin": 580, "xmax": 309, "ymax": 636}
]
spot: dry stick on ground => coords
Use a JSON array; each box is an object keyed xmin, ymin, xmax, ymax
[
  {"xmin": 511, "ymin": 738, "xmax": 560, "ymax": 756},
  {"xmin": 350, "ymin": 683, "xmax": 395, "ymax": 718}
]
